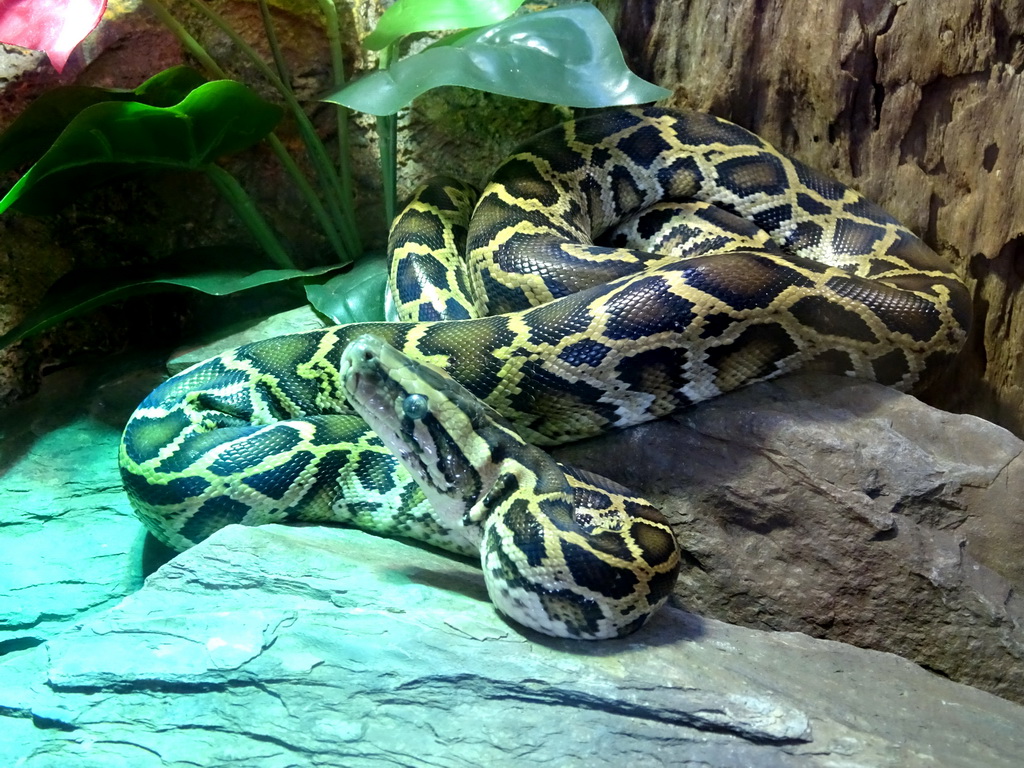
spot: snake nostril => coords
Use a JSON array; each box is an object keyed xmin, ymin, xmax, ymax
[{"xmin": 356, "ymin": 344, "xmax": 375, "ymax": 363}]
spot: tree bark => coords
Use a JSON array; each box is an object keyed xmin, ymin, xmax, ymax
[{"xmin": 621, "ymin": 0, "xmax": 1024, "ymax": 433}]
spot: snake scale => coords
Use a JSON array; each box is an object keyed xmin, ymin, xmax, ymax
[{"xmin": 119, "ymin": 106, "xmax": 971, "ymax": 639}]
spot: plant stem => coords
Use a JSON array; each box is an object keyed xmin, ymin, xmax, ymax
[
  {"xmin": 265, "ymin": 135, "xmax": 350, "ymax": 263},
  {"xmin": 377, "ymin": 42, "xmax": 399, "ymax": 227},
  {"xmin": 253, "ymin": 2, "xmax": 353, "ymax": 261},
  {"xmin": 256, "ymin": 0, "xmax": 292, "ymax": 92},
  {"xmin": 181, "ymin": 0, "xmax": 362, "ymax": 259},
  {"xmin": 317, "ymin": 0, "xmax": 356, "ymax": 219},
  {"xmin": 205, "ymin": 164, "xmax": 295, "ymax": 270},
  {"xmin": 145, "ymin": 0, "xmax": 348, "ymax": 263},
  {"xmin": 142, "ymin": 0, "xmax": 224, "ymax": 76},
  {"xmin": 377, "ymin": 114, "xmax": 397, "ymax": 226}
]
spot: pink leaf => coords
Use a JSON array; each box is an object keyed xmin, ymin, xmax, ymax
[{"xmin": 0, "ymin": 0, "xmax": 108, "ymax": 72}]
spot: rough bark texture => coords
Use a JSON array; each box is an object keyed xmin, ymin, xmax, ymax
[{"xmin": 619, "ymin": 0, "xmax": 1024, "ymax": 433}]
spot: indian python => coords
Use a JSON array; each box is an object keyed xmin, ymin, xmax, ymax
[{"xmin": 119, "ymin": 106, "xmax": 971, "ymax": 640}]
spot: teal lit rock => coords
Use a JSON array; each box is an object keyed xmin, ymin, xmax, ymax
[
  {"xmin": 5, "ymin": 522, "xmax": 1024, "ymax": 767},
  {"xmin": 0, "ymin": 366, "xmax": 153, "ymax": 647},
  {"xmin": 2, "ymin": 363, "xmax": 1024, "ymax": 765}
]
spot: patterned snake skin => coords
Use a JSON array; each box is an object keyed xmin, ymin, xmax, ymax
[{"xmin": 119, "ymin": 106, "xmax": 971, "ymax": 638}]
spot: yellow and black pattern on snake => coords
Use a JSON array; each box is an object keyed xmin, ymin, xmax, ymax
[
  {"xmin": 119, "ymin": 105, "xmax": 970, "ymax": 638},
  {"xmin": 389, "ymin": 177, "xmax": 480, "ymax": 321},
  {"xmin": 340, "ymin": 335, "xmax": 679, "ymax": 638}
]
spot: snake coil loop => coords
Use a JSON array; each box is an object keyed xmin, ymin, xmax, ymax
[{"xmin": 119, "ymin": 107, "xmax": 970, "ymax": 639}]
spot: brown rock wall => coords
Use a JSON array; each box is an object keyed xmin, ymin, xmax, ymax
[{"xmin": 625, "ymin": 0, "xmax": 1024, "ymax": 432}]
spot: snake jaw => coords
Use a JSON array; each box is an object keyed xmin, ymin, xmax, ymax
[{"xmin": 341, "ymin": 334, "xmax": 487, "ymax": 541}]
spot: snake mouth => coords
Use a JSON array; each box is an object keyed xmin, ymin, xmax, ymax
[
  {"xmin": 340, "ymin": 334, "xmax": 468, "ymax": 497},
  {"xmin": 340, "ymin": 334, "xmax": 382, "ymax": 401},
  {"xmin": 341, "ymin": 335, "xmax": 408, "ymax": 426}
]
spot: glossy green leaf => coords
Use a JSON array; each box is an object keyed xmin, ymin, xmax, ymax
[
  {"xmin": 0, "ymin": 66, "xmax": 208, "ymax": 173},
  {"xmin": 0, "ymin": 79, "xmax": 282, "ymax": 215},
  {"xmin": 327, "ymin": 4, "xmax": 670, "ymax": 115},
  {"xmin": 132, "ymin": 66, "xmax": 210, "ymax": 107},
  {"xmin": 0, "ymin": 258, "xmax": 341, "ymax": 351},
  {"xmin": 305, "ymin": 254, "xmax": 388, "ymax": 323},
  {"xmin": 0, "ymin": 87, "xmax": 133, "ymax": 172},
  {"xmin": 364, "ymin": 0, "xmax": 525, "ymax": 51}
]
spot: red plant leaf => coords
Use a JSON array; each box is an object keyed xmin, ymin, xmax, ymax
[{"xmin": 0, "ymin": 0, "xmax": 107, "ymax": 72}]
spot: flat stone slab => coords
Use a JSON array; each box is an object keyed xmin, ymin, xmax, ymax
[
  {"xmin": 0, "ymin": 364, "xmax": 153, "ymax": 647},
  {"xmin": 3, "ymin": 522, "xmax": 1024, "ymax": 767},
  {"xmin": 3, "ymin": 359, "xmax": 1024, "ymax": 765}
]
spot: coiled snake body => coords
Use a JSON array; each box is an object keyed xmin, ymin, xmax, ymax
[{"xmin": 119, "ymin": 107, "xmax": 970, "ymax": 639}]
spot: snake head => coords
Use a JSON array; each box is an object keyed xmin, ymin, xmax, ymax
[{"xmin": 341, "ymin": 333, "xmax": 504, "ymax": 541}]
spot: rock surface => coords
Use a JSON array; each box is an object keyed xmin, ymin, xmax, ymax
[
  {"xmin": 631, "ymin": 0, "xmax": 1024, "ymax": 437},
  {"xmin": 554, "ymin": 373, "xmax": 1024, "ymax": 704},
  {"xmin": 159, "ymin": 313, "xmax": 1024, "ymax": 707},
  {"xmin": 0, "ymin": 363, "xmax": 156, "ymax": 649},
  {"xmin": 2, "ymin": 359, "xmax": 1024, "ymax": 764},
  {"xmin": 2, "ymin": 1, "xmax": 1022, "ymax": 758},
  {"xmin": 5, "ymin": 522, "xmax": 1024, "ymax": 768}
]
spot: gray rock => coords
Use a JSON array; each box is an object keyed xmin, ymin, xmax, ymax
[
  {"xmin": 0, "ymin": 364, "xmax": 154, "ymax": 647},
  {"xmin": 553, "ymin": 373, "xmax": 1024, "ymax": 704},
  {"xmin": 4, "ymin": 522, "xmax": 1024, "ymax": 768},
  {"xmin": 3, "ymin": 360, "xmax": 1024, "ymax": 764}
]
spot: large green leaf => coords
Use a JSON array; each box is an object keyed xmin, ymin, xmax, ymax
[
  {"xmin": 327, "ymin": 4, "xmax": 670, "ymax": 115},
  {"xmin": 0, "ymin": 66, "xmax": 208, "ymax": 173},
  {"xmin": 364, "ymin": 0, "xmax": 525, "ymax": 51},
  {"xmin": 132, "ymin": 66, "xmax": 211, "ymax": 107},
  {"xmin": 305, "ymin": 254, "xmax": 389, "ymax": 323},
  {"xmin": 0, "ymin": 79, "xmax": 282, "ymax": 215},
  {"xmin": 0, "ymin": 87, "xmax": 135, "ymax": 173},
  {"xmin": 0, "ymin": 258, "xmax": 341, "ymax": 350}
]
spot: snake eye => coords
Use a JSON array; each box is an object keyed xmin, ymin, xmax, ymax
[{"xmin": 402, "ymin": 393, "xmax": 430, "ymax": 420}]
